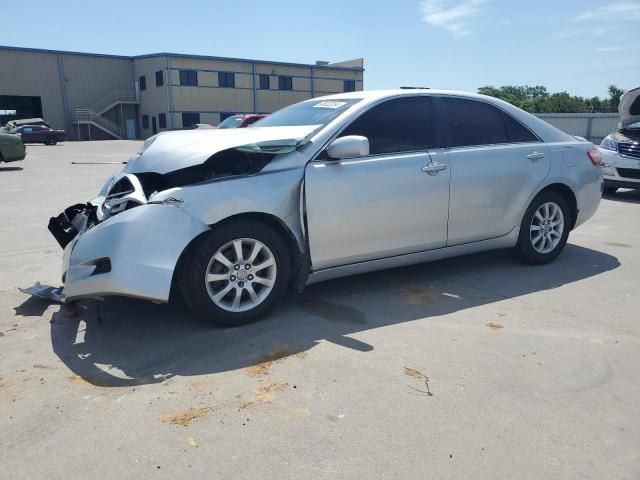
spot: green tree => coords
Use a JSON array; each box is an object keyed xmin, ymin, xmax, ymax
[
  {"xmin": 608, "ymin": 85, "xmax": 624, "ymax": 111},
  {"xmin": 478, "ymin": 84, "xmax": 626, "ymax": 114}
]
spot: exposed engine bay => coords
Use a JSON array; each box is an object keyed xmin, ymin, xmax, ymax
[{"xmin": 47, "ymin": 143, "xmax": 293, "ymax": 249}]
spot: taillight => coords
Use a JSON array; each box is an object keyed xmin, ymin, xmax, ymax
[{"xmin": 587, "ymin": 148, "xmax": 602, "ymax": 166}]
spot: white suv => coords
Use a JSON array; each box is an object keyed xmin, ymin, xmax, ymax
[{"xmin": 599, "ymin": 87, "xmax": 640, "ymax": 194}]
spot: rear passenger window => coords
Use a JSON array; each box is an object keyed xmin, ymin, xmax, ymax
[
  {"xmin": 503, "ymin": 113, "xmax": 538, "ymax": 143},
  {"xmin": 340, "ymin": 96, "xmax": 436, "ymax": 155},
  {"xmin": 442, "ymin": 98, "xmax": 509, "ymax": 147}
]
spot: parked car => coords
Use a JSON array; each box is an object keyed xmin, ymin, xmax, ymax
[
  {"xmin": 3, "ymin": 118, "xmax": 50, "ymax": 131},
  {"xmin": 598, "ymin": 87, "xmax": 640, "ymax": 193},
  {"xmin": 48, "ymin": 90, "xmax": 602, "ymax": 326},
  {"xmin": 11, "ymin": 125, "xmax": 66, "ymax": 145},
  {"xmin": 0, "ymin": 131, "xmax": 26, "ymax": 163},
  {"xmin": 217, "ymin": 114, "xmax": 268, "ymax": 129}
]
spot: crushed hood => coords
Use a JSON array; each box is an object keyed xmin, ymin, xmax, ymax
[
  {"xmin": 125, "ymin": 125, "xmax": 319, "ymax": 174},
  {"xmin": 619, "ymin": 87, "xmax": 640, "ymax": 129}
]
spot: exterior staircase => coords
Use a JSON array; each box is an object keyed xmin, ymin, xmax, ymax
[{"xmin": 73, "ymin": 90, "xmax": 139, "ymax": 140}]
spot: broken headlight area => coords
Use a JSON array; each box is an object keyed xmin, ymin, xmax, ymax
[
  {"xmin": 47, "ymin": 144, "xmax": 282, "ymax": 249},
  {"xmin": 48, "ymin": 203, "xmax": 98, "ymax": 248}
]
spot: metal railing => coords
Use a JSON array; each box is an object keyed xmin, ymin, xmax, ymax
[
  {"xmin": 75, "ymin": 109, "xmax": 123, "ymax": 139},
  {"xmin": 88, "ymin": 89, "xmax": 139, "ymax": 115}
]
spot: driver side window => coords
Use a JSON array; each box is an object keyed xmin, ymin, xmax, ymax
[{"xmin": 340, "ymin": 96, "xmax": 436, "ymax": 155}]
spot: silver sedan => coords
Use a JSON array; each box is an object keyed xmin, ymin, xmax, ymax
[{"xmin": 49, "ymin": 90, "xmax": 603, "ymax": 326}]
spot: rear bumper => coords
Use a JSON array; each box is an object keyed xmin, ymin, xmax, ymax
[{"xmin": 60, "ymin": 204, "xmax": 209, "ymax": 303}]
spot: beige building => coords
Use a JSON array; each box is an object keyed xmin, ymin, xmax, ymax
[{"xmin": 0, "ymin": 46, "xmax": 364, "ymax": 140}]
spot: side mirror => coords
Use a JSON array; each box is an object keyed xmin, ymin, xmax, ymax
[{"xmin": 326, "ymin": 135, "xmax": 369, "ymax": 160}]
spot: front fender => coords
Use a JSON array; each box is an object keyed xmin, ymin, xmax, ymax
[{"xmin": 63, "ymin": 204, "xmax": 209, "ymax": 302}]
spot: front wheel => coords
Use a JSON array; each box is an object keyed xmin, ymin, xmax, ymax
[
  {"xmin": 44, "ymin": 136, "xmax": 57, "ymax": 145},
  {"xmin": 512, "ymin": 191, "xmax": 571, "ymax": 265},
  {"xmin": 603, "ymin": 186, "xmax": 618, "ymax": 195},
  {"xmin": 178, "ymin": 221, "xmax": 291, "ymax": 327}
]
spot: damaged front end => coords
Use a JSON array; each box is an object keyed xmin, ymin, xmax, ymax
[{"xmin": 44, "ymin": 127, "xmax": 313, "ymax": 304}]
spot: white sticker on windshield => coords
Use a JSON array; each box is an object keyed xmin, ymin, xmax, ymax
[{"xmin": 313, "ymin": 101, "xmax": 347, "ymax": 109}]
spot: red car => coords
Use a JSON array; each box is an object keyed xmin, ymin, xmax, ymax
[{"xmin": 217, "ymin": 114, "xmax": 268, "ymax": 129}]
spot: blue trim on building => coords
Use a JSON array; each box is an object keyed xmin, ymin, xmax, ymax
[
  {"xmin": 0, "ymin": 46, "xmax": 364, "ymax": 73},
  {"xmin": 135, "ymin": 52, "xmax": 364, "ymax": 72},
  {"xmin": 169, "ymin": 84, "xmax": 318, "ymax": 94},
  {"xmin": 251, "ymin": 62, "xmax": 257, "ymax": 113},
  {"xmin": 0, "ymin": 44, "xmax": 132, "ymax": 60},
  {"xmin": 168, "ymin": 66, "xmax": 362, "ymax": 82}
]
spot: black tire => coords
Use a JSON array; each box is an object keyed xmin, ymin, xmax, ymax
[
  {"xmin": 177, "ymin": 220, "xmax": 291, "ymax": 327},
  {"xmin": 44, "ymin": 136, "xmax": 57, "ymax": 145},
  {"xmin": 603, "ymin": 186, "xmax": 618, "ymax": 195},
  {"xmin": 512, "ymin": 190, "xmax": 571, "ymax": 265}
]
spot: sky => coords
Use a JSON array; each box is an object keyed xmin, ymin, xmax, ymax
[{"xmin": 2, "ymin": 0, "xmax": 639, "ymax": 98}]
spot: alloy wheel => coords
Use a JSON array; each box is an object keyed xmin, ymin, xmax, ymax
[
  {"xmin": 204, "ymin": 238, "xmax": 277, "ymax": 313},
  {"xmin": 530, "ymin": 202, "xmax": 565, "ymax": 254}
]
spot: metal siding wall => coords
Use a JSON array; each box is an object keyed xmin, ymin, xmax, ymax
[
  {"xmin": 0, "ymin": 50, "xmax": 66, "ymax": 129},
  {"xmin": 172, "ymin": 87, "xmax": 254, "ymax": 113},
  {"xmin": 168, "ymin": 55, "xmax": 364, "ymax": 124},
  {"xmin": 134, "ymin": 57, "xmax": 168, "ymax": 139},
  {"xmin": 60, "ymin": 54, "xmax": 133, "ymax": 112},
  {"xmin": 535, "ymin": 113, "xmax": 619, "ymax": 143}
]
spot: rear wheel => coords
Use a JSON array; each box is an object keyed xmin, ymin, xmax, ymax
[
  {"xmin": 603, "ymin": 186, "xmax": 618, "ymax": 195},
  {"xmin": 512, "ymin": 191, "xmax": 570, "ymax": 265},
  {"xmin": 178, "ymin": 221, "xmax": 291, "ymax": 327}
]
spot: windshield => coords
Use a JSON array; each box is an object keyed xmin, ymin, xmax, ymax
[
  {"xmin": 218, "ymin": 116, "xmax": 244, "ymax": 129},
  {"xmin": 253, "ymin": 98, "xmax": 362, "ymax": 128},
  {"xmin": 625, "ymin": 121, "xmax": 640, "ymax": 130}
]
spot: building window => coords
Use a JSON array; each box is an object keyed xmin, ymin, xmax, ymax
[
  {"xmin": 155, "ymin": 70, "xmax": 164, "ymax": 87},
  {"xmin": 139, "ymin": 75, "xmax": 146, "ymax": 91},
  {"xmin": 158, "ymin": 113, "xmax": 167, "ymax": 129},
  {"xmin": 179, "ymin": 70, "xmax": 198, "ymax": 86},
  {"xmin": 344, "ymin": 80, "xmax": 356, "ymax": 92},
  {"xmin": 182, "ymin": 112, "xmax": 200, "ymax": 128},
  {"xmin": 278, "ymin": 76, "xmax": 293, "ymax": 91},
  {"xmin": 218, "ymin": 72, "xmax": 235, "ymax": 88},
  {"xmin": 259, "ymin": 74, "xmax": 270, "ymax": 90},
  {"xmin": 142, "ymin": 114, "xmax": 149, "ymax": 129}
]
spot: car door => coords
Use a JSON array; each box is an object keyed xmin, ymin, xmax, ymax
[
  {"xmin": 436, "ymin": 96, "xmax": 550, "ymax": 245},
  {"xmin": 18, "ymin": 127, "xmax": 31, "ymax": 142},
  {"xmin": 305, "ymin": 95, "xmax": 451, "ymax": 271},
  {"xmin": 31, "ymin": 126, "xmax": 45, "ymax": 142}
]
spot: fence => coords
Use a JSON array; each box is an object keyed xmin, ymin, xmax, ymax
[{"xmin": 534, "ymin": 113, "xmax": 619, "ymax": 145}]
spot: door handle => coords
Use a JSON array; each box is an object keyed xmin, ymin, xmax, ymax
[
  {"xmin": 422, "ymin": 162, "xmax": 448, "ymax": 174},
  {"xmin": 527, "ymin": 151, "xmax": 545, "ymax": 161}
]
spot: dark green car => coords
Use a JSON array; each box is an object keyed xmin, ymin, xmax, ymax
[{"xmin": 0, "ymin": 131, "xmax": 26, "ymax": 163}]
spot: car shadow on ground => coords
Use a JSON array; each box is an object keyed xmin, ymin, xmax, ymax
[
  {"xmin": 0, "ymin": 166, "xmax": 23, "ymax": 172},
  {"xmin": 604, "ymin": 189, "xmax": 640, "ymax": 204},
  {"xmin": 14, "ymin": 244, "xmax": 619, "ymax": 387}
]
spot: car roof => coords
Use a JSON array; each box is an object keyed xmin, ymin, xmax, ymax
[
  {"xmin": 315, "ymin": 88, "xmax": 499, "ymax": 102},
  {"xmin": 310, "ymin": 89, "xmax": 575, "ymax": 144}
]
